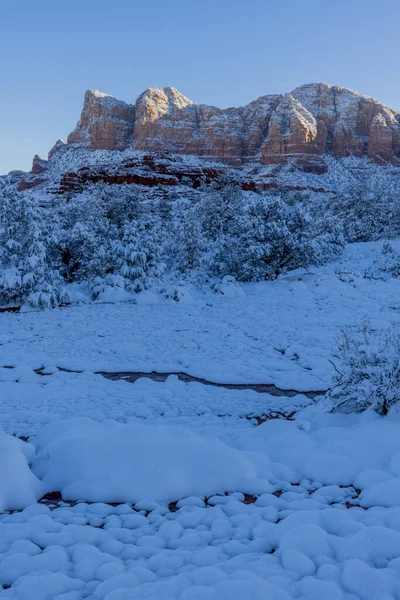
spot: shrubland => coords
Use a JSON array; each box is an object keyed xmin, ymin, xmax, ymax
[{"xmin": 2, "ymin": 180, "xmax": 400, "ymax": 308}]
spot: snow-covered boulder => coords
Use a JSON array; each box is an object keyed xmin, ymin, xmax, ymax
[
  {"xmin": 0, "ymin": 429, "xmax": 42, "ymax": 511},
  {"xmin": 32, "ymin": 418, "xmax": 270, "ymax": 504}
]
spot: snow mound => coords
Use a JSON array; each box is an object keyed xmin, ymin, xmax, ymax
[
  {"xmin": 243, "ymin": 411, "xmax": 400, "ymax": 490},
  {"xmin": 32, "ymin": 418, "xmax": 269, "ymax": 503},
  {"xmin": 0, "ymin": 429, "xmax": 42, "ymax": 511}
]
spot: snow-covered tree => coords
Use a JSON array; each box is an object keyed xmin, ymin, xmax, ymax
[
  {"xmin": 196, "ymin": 183, "xmax": 243, "ymax": 241},
  {"xmin": 0, "ymin": 189, "xmax": 66, "ymax": 307},
  {"xmin": 116, "ymin": 218, "xmax": 166, "ymax": 290},
  {"xmin": 172, "ymin": 201, "xmax": 205, "ymax": 273},
  {"xmin": 230, "ymin": 196, "xmax": 317, "ymax": 281},
  {"xmin": 0, "ymin": 177, "xmax": 347, "ymax": 308},
  {"xmin": 95, "ymin": 183, "xmax": 143, "ymax": 227},
  {"xmin": 56, "ymin": 186, "xmax": 167, "ymax": 297},
  {"xmin": 56, "ymin": 193, "xmax": 119, "ymax": 284},
  {"xmin": 170, "ymin": 187, "xmax": 343, "ymax": 281}
]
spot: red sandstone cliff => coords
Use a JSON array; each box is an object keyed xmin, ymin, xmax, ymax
[{"xmin": 64, "ymin": 83, "xmax": 400, "ymax": 169}]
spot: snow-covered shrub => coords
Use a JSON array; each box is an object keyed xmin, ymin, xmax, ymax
[
  {"xmin": 324, "ymin": 192, "xmax": 400, "ymax": 243},
  {"xmin": 378, "ymin": 241, "xmax": 400, "ymax": 278},
  {"xmin": 328, "ymin": 323, "xmax": 400, "ymax": 415},
  {"xmin": 197, "ymin": 183, "xmax": 243, "ymax": 241},
  {"xmin": 0, "ymin": 181, "xmax": 345, "ymax": 307},
  {"xmin": 361, "ymin": 241, "xmax": 400, "ymax": 281},
  {"xmin": 216, "ymin": 194, "xmax": 343, "ymax": 281},
  {"xmin": 95, "ymin": 182, "xmax": 143, "ymax": 226},
  {"xmin": 191, "ymin": 184, "xmax": 243, "ymax": 278},
  {"xmin": 310, "ymin": 220, "xmax": 345, "ymax": 265},
  {"xmin": 169, "ymin": 186, "xmax": 343, "ymax": 281},
  {"xmin": 0, "ymin": 188, "xmax": 67, "ymax": 307}
]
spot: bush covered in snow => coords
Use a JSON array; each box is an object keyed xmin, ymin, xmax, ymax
[
  {"xmin": 174, "ymin": 186, "xmax": 344, "ymax": 282},
  {"xmin": 315, "ymin": 191, "xmax": 400, "ymax": 244},
  {"xmin": 377, "ymin": 241, "xmax": 400, "ymax": 278},
  {"xmin": 328, "ymin": 323, "xmax": 400, "ymax": 415},
  {"xmin": 228, "ymin": 195, "xmax": 343, "ymax": 281},
  {"xmin": 0, "ymin": 183, "xmax": 345, "ymax": 307}
]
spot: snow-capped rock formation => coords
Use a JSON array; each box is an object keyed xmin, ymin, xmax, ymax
[
  {"xmin": 67, "ymin": 90, "xmax": 135, "ymax": 151},
  {"xmin": 7, "ymin": 81, "xmax": 400, "ymax": 197},
  {"xmin": 65, "ymin": 83, "xmax": 400, "ymax": 168}
]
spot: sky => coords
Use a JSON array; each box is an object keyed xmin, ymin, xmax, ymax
[{"xmin": 1, "ymin": 0, "xmax": 400, "ymax": 174}]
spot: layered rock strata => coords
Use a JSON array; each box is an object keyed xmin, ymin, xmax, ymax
[{"xmin": 64, "ymin": 84, "xmax": 400, "ymax": 168}]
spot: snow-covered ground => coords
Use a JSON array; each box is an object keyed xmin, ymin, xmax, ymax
[
  {"xmin": 1, "ymin": 241, "xmax": 400, "ymax": 599},
  {"xmin": 2, "ymin": 241, "xmax": 400, "ymax": 391}
]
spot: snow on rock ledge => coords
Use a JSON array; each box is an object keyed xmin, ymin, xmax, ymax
[{"xmin": 32, "ymin": 418, "xmax": 270, "ymax": 503}]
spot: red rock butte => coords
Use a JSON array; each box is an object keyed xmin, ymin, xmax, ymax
[{"xmin": 64, "ymin": 83, "xmax": 400, "ymax": 172}]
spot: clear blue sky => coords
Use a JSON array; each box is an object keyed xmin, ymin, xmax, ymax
[{"xmin": 1, "ymin": 0, "xmax": 400, "ymax": 174}]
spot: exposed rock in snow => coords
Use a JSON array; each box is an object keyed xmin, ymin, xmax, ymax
[
  {"xmin": 292, "ymin": 83, "xmax": 400, "ymax": 161},
  {"xmin": 132, "ymin": 87, "xmax": 281, "ymax": 165},
  {"xmin": 31, "ymin": 155, "xmax": 47, "ymax": 175},
  {"xmin": 48, "ymin": 138, "xmax": 66, "ymax": 160},
  {"xmin": 133, "ymin": 87, "xmax": 196, "ymax": 153}
]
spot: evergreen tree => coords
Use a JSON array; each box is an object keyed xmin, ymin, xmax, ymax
[
  {"xmin": 197, "ymin": 183, "xmax": 243, "ymax": 241},
  {"xmin": 56, "ymin": 193, "xmax": 119, "ymax": 284},
  {"xmin": 234, "ymin": 196, "xmax": 316, "ymax": 281},
  {"xmin": 172, "ymin": 202, "xmax": 205, "ymax": 273},
  {"xmin": 0, "ymin": 188, "xmax": 66, "ymax": 307},
  {"xmin": 112, "ymin": 217, "xmax": 166, "ymax": 291}
]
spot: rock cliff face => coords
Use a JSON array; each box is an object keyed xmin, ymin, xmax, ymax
[
  {"xmin": 127, "ymin": 87, "xmax": 280, "ymax": 165},
  {"xmin": 368, "ymin": 113, "xmax": 396, "ymax": 162},
  {"xmin": 67, "ymin": 90, "xmax": 135, "ymax": 151},
  {"xmin": 260, "ymin": 93, "xmax": 325, "ymax": 169},
  {"xmin": 64, "ymin": 83, "xmax": 400, "ymax": 168}
]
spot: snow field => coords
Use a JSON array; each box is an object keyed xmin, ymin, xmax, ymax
[
  {"xmin": 1, "ymin": 391, "xmax": 400, "ymax": 597},
  {"xmin": 1, "ymin": 241, "xmax": 400, "ymax": 598},
  {"xmin": 2, "ymin": 451, "xmax": 400, "ymax": 598},
  {"xmin": 1, "ymin": 241, "xmax": 400, "ymax": 393}
]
